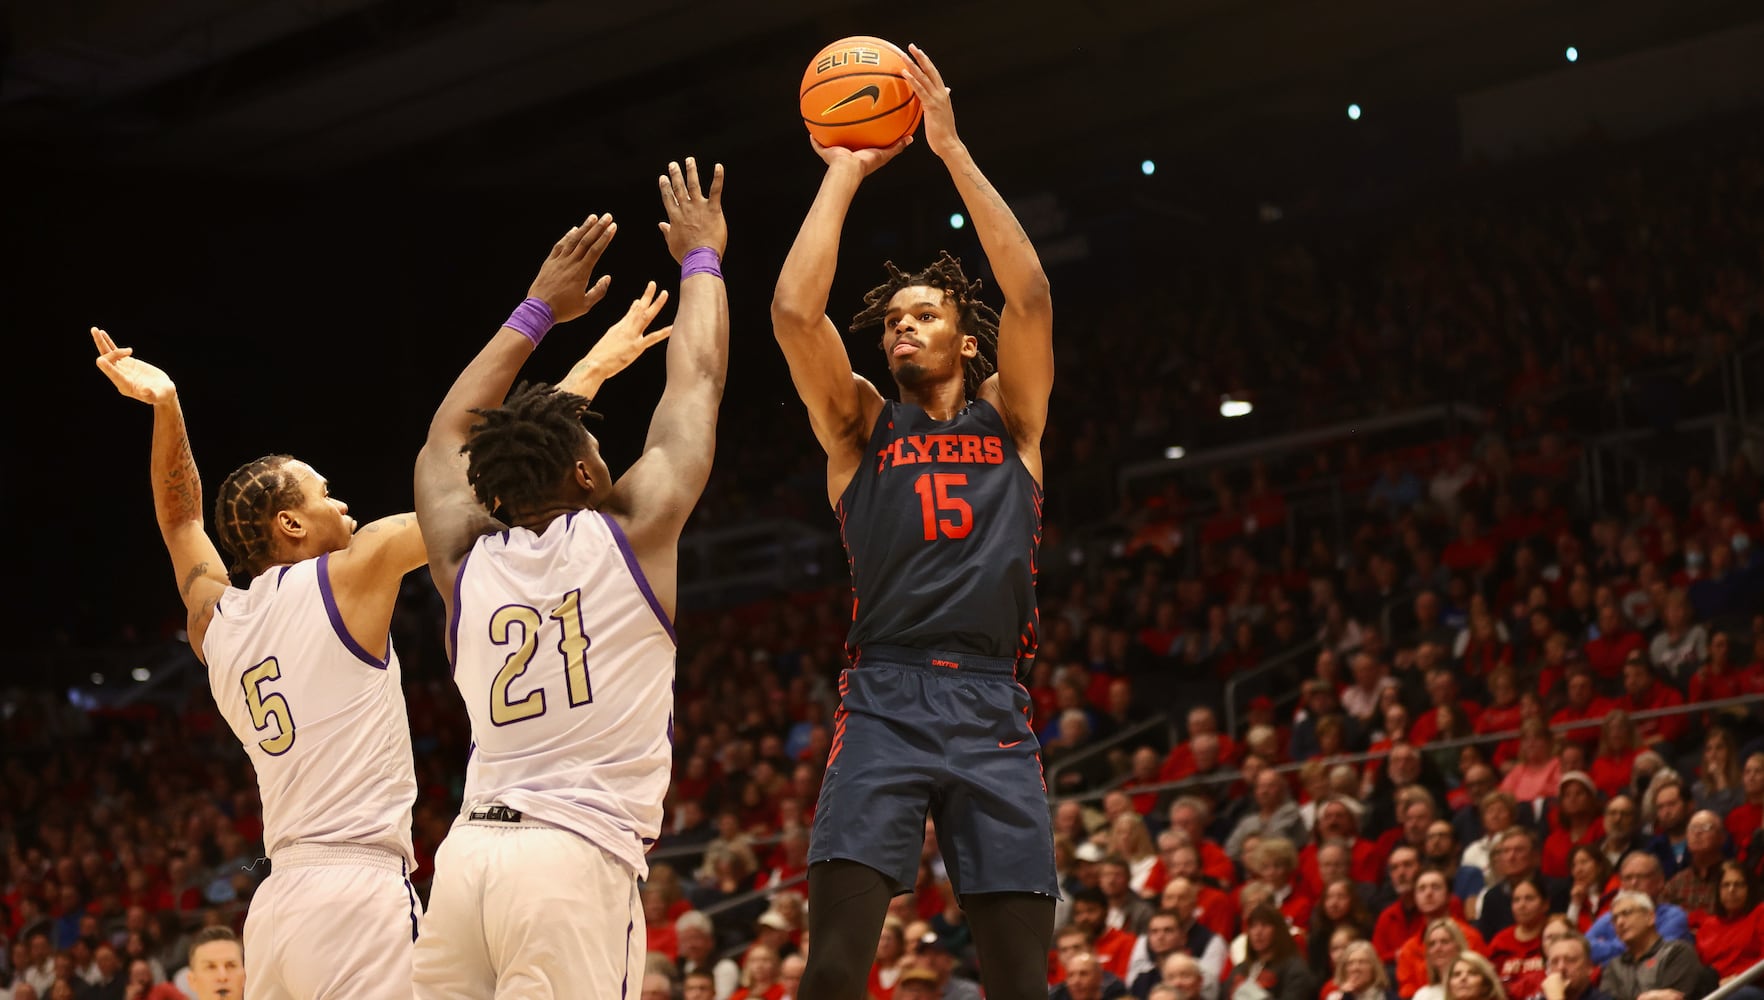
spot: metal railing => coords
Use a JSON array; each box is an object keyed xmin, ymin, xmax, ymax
[
  {"xmin": 1221, "ymin": 593, "xmax": 1411, "ymax": 738},
  {"xmin": 1051, "ymin": 691, "xmax": 1764, "ymax": 806},
  {"xmin": 1045, "ymin": 715, "xmax": 1176, "ymax": 794},
  {"xmin": 1707, "ymin": 955, "xmax": 1764, "ymax": 1000}
]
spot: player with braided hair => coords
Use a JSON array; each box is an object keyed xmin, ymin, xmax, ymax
[
  {"xmin": 412, "ymin": 156, "xmax": 728, "ymax": 997},
  {"xmin": 770, "ymin": 44, "xmax": 1057, "ymax": 1000},
  {"xmin": 90, "ymin": 327, "xmax": 426, "ymax": 998},
  {"xmin": 847, "ymin": 251, "xmax": 1000, "ymax": 401}
]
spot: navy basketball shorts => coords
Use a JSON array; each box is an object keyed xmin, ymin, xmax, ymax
[{"xmin": 808, "ymin": 644, "xmax": 1059, "ymax": 899}]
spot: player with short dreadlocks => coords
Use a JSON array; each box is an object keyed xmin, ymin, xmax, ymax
[
  {"xmin": 91, "ymin": 325, "xmax": 428, "ymax": 998},
  {"xmin": 411, "ymin": 156, "xmax": 728, "ymax": 997},
  {"xmin": 770, "ymin": 45, "xmax": 1057, "ymax": 1000}
]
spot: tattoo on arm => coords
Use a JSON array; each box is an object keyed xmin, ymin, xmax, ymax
[
  {"xmin": 960, "ymin": 166, "xmax": 1031, "ymax": 244},
  {"xmin": 180, "ymin": 561, "xmax": 212, "ymax": 600},
  {"xmin": 355, "ymin": 515, "xmax": 413, "ymax": 535},
  {"xmin": 163, "ymin": 433, "xmax": 203, "ymax": 524}
]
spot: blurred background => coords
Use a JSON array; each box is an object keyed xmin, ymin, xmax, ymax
[{"xmin": 5, "ymin": 0, "xmax": 1764, "ymax": 997}]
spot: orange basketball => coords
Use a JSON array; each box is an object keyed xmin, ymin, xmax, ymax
[{"xmin": 799, "ymin": 36, "xmax": 922, "ymax": 150}]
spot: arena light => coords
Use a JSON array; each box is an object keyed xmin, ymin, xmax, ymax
[
  {"xmin": 89, "ymin": 673, "xmax": 105, "ymax": 685},
  {"xmin": 1347, "ymin": 103, "xmax": 1362, "ymax": 121},
  {"xmin": 948, "ymin": 212, "xmax": 965, "ymax": 230},
  {"xmin": 1220, "ymin": 395, "xmax": 1253, "ymax": 418},
  {"xmin": 1141, "ymin": 159, "xmax": 1156, "ymax": 176},
  {"xmin": 1565, "ymin": 46, "xmax": 1579, "ymax": 62},
  {"xmin": 132, "ymin": 667, "xmax": 151, "ymax": 682},
  {"xmin": 1163, "ymin": 446, "xmax": 1186, "ymax": 460}
]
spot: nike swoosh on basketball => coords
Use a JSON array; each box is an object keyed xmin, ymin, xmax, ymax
[
  {"xmin": 998, "ymin": 738, "xmax": 1024, "ymax": 749},
  {"xmin": 823, "ymin": 85, "xmax": 881, "ymax": 115}
]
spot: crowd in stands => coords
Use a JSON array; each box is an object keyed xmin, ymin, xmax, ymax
[{"xmin": 5, "ymin": 123, "xmax": 1764, "ymax": 1000}]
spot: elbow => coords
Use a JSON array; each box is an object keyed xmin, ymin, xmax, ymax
[{"xmin": 770, "ymin": 291, "xmax": 817, "ymax": 336}]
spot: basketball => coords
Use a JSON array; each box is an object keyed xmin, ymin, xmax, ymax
[{"xmin": 799, "ymin": 36, "xmax": 922, "ymax": 150}]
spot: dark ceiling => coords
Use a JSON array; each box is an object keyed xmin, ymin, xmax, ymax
[{"xmin": 8, "ymin": 0, "xmax": 1760, "ymax": 196}]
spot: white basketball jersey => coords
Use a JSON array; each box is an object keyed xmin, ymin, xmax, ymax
[
  {"xmin": 450, "ymin": 510, "xmax": 676, "ymax": 877},
  {"xmin": 201, "ymin": 555, "xmax": 417, "ymax": 866}
]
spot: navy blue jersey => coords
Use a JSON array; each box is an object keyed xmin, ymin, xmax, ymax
[{"xmin": 836, "ymin": 399, "xmax": 1042, "ymax": 663}]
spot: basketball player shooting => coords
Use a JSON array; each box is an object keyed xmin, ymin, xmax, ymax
[
  {"xmin": 770, "ymin": 44, "xmax": 1057, "ymax": 1000},
  {"xmin": 410, "ymin": 158, "xmax": 727, "ymax": 998},
  {"xmin": 91, "ymin": 327, "xmax": 427, "ymax": 999}
]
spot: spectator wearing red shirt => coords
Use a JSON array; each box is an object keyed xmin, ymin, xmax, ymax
[
  {"xmin": 1583, "ymin": 605, "xmax": 1646, "ymax": 683},
  {"xmin": 1728, "ymin": 752, "xmax": 1764, "ymax": 855},
  {"xmin": 1589, "ymin": 711, "xmax": 1643, "ymax": 798},
  {"xmin": 1486, "ymin": 873, "xmax": 1551, "ymax": 1000},
  {"xmin": 1618, "ymin": 655, "xmax": 1688, "ymax": 750},
  {"xmin": 1541, "ymin": 772, "xmax": 1604, "ymax": 880},
  {"xmin": 1409, "ymin": 668, "xmax": 1484, "ymax": 747},
  {"xmin": 1550, "ymin": 666, "xmax": 1614, "ymax": 755},
  {"xmin": 1442, "ymin": 513, "xmax": 1498, "ymax": 576},
  {"xmin": 1476, "ymin": 669, "xmax": 1525, "ymax": 739},
  {"xmin": 1159, "ymin": 843, "xmax": 1238, "ymax": 941},
  {"xmin": 1395, "ymin": 869, "xmax": 1488, "ymax": 996},
  {"xmin": 1688, "ymin": 632, "xmax": 1763, "ymax": 728},
  {"xmin": 1159, "ymin": 707, "xmax": 1240, "ymax": 783},
  {"xmin": 1062, "ymin": 888, "xmax": 1137, "ymax": 982},
  {"xmin": 1165, "ymin": 798, "xmax": 1238, "ymax": 892},
  {"xmin": 1300, "ymin": 799, "xmax": 1384, "ymax": 897},
  {"xmin": 1251, "ymin": 838, "xmax": 1314, "ymax": 930},
  {"xmin": 1695, "ymin": 861, "xmax": 1764, "ymax": 980},
  {"xmin": 1371, "ymin": 846, "xmax": 1425, "ymax": 961}
]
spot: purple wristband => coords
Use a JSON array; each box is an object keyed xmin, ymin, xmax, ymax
[
  {"xmin": 504, "ymin": 297, "xmax": 555, "ymax": 347},
  {"xmin": 681, "ymin": 246, "xmax": 723, "ymax": 282}
]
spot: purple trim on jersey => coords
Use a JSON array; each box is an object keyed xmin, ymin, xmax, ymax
[
  {"xmin": 598, "ymin": 513, "xmax": 677, "ymax": 644},
  {"xmin": 317, "ymin": 553, "xmax": 389, "ymax": 669},
  {"xmin": 402, "ymin": 859, "xmax": 419, "ymax": 942},
  {"xmin": 619, "ymin": 891, "xmax": 636, "ymax": 1000},
  {"xmin": 446, "ymin": 547, "xmax": 474, "ymax": 675},
  {"xmin": 277, "ymin": 565, "xmax": 291, "ymax": 585}
]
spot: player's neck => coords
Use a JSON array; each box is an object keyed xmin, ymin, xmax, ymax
[
  {"xmin": 508, "ymin": 502, "xmax": 585, "ymax": 531},
  {"xmin": 897, "ymin": 377, "xmax": 967, "ymax": 422}
]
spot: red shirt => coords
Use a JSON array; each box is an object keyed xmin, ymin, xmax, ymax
[
  {"xmin": 1159, "ymin": 737, "xmax": 1242, "ymax": 781},
  {"xmin": 1442, "ymin": 536, "xmax": 1497, "ymax": 573},
  {"xmin": 1194, "ymin": 884, "xmax": 1239, "ymax": 940},
  {"xmin": 1696, "ymin": 909, "xmax": 1764, "ymax": 978},
  {"xmin": 1541, "ymin": 819, "xmax": 1604, "ymax": 879},
  {"xmin": 1550, "ymin": 698, "xmax": 1616, "ymax": 748},
  {"xmin": 1728, "ymin": 803, "xmax": 1763, "ymax": 854},
  {"xmin": 1621, "ymin": 684, "xmax": 1688, "ymax": 746},
  {"xmin": 1590, "ymin": 750, "xmax": 1640, "ymax": 797},
  {"xmin": 1410, "ymin": 700, "xmax": 1484, "ymax": 745},
  {"xmin": 1198, "ymin": 840, "xmax": 1239, "ymax": 890},
  {"xmin": 1584, "ymin": 632, "xmax": 1645, "ymax": 680},
  {"xmin": 1299, "ymin": 838, "xmax": 1384, "ymax": 896},
  {"xmin": 1487, "ymin": 927, "xmax": 1548, "ymax": 1000}
]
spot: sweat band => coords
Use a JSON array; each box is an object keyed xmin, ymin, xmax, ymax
[
  {"xmin": 504, "ymin": 297, "xmax": 555, "ymax": 347},
  {"xmin": 681, "ymin": 246, "xmax": 723, "ymax": 282}
]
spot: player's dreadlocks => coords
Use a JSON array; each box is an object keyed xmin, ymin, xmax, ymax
[
  {"xmin": 462, "ymin": 382, "xmax": 595, "ymax": 520},
  {"xmin": 214, "ymin": 455, "xmax": 306, "ymax": 586},
  {"xmin": 849, "ymin": 251, "xmax": 999, "ymax": 401}
]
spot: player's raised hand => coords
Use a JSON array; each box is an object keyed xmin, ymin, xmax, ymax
[
  {"xmin": 902, "ymin": 44, "xmax": 959, "ymax": 158},
  {"xmin": 558, "ymin": 281, "xmax": 673, "ymax": 397},
  {"xmin": 528, "ymin": 213, "xmax": 617, "ymax": 324},
  {"xmin": 812, "ymin": 134, "xmax": 913, "ymax": 178},
  {"xmin": 92, "ymin": 327, "xmax": 176, "ymax": 405},
  {"xmin": 657, "ymin": 157, "xmax": 727, "ymax": 263}
]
